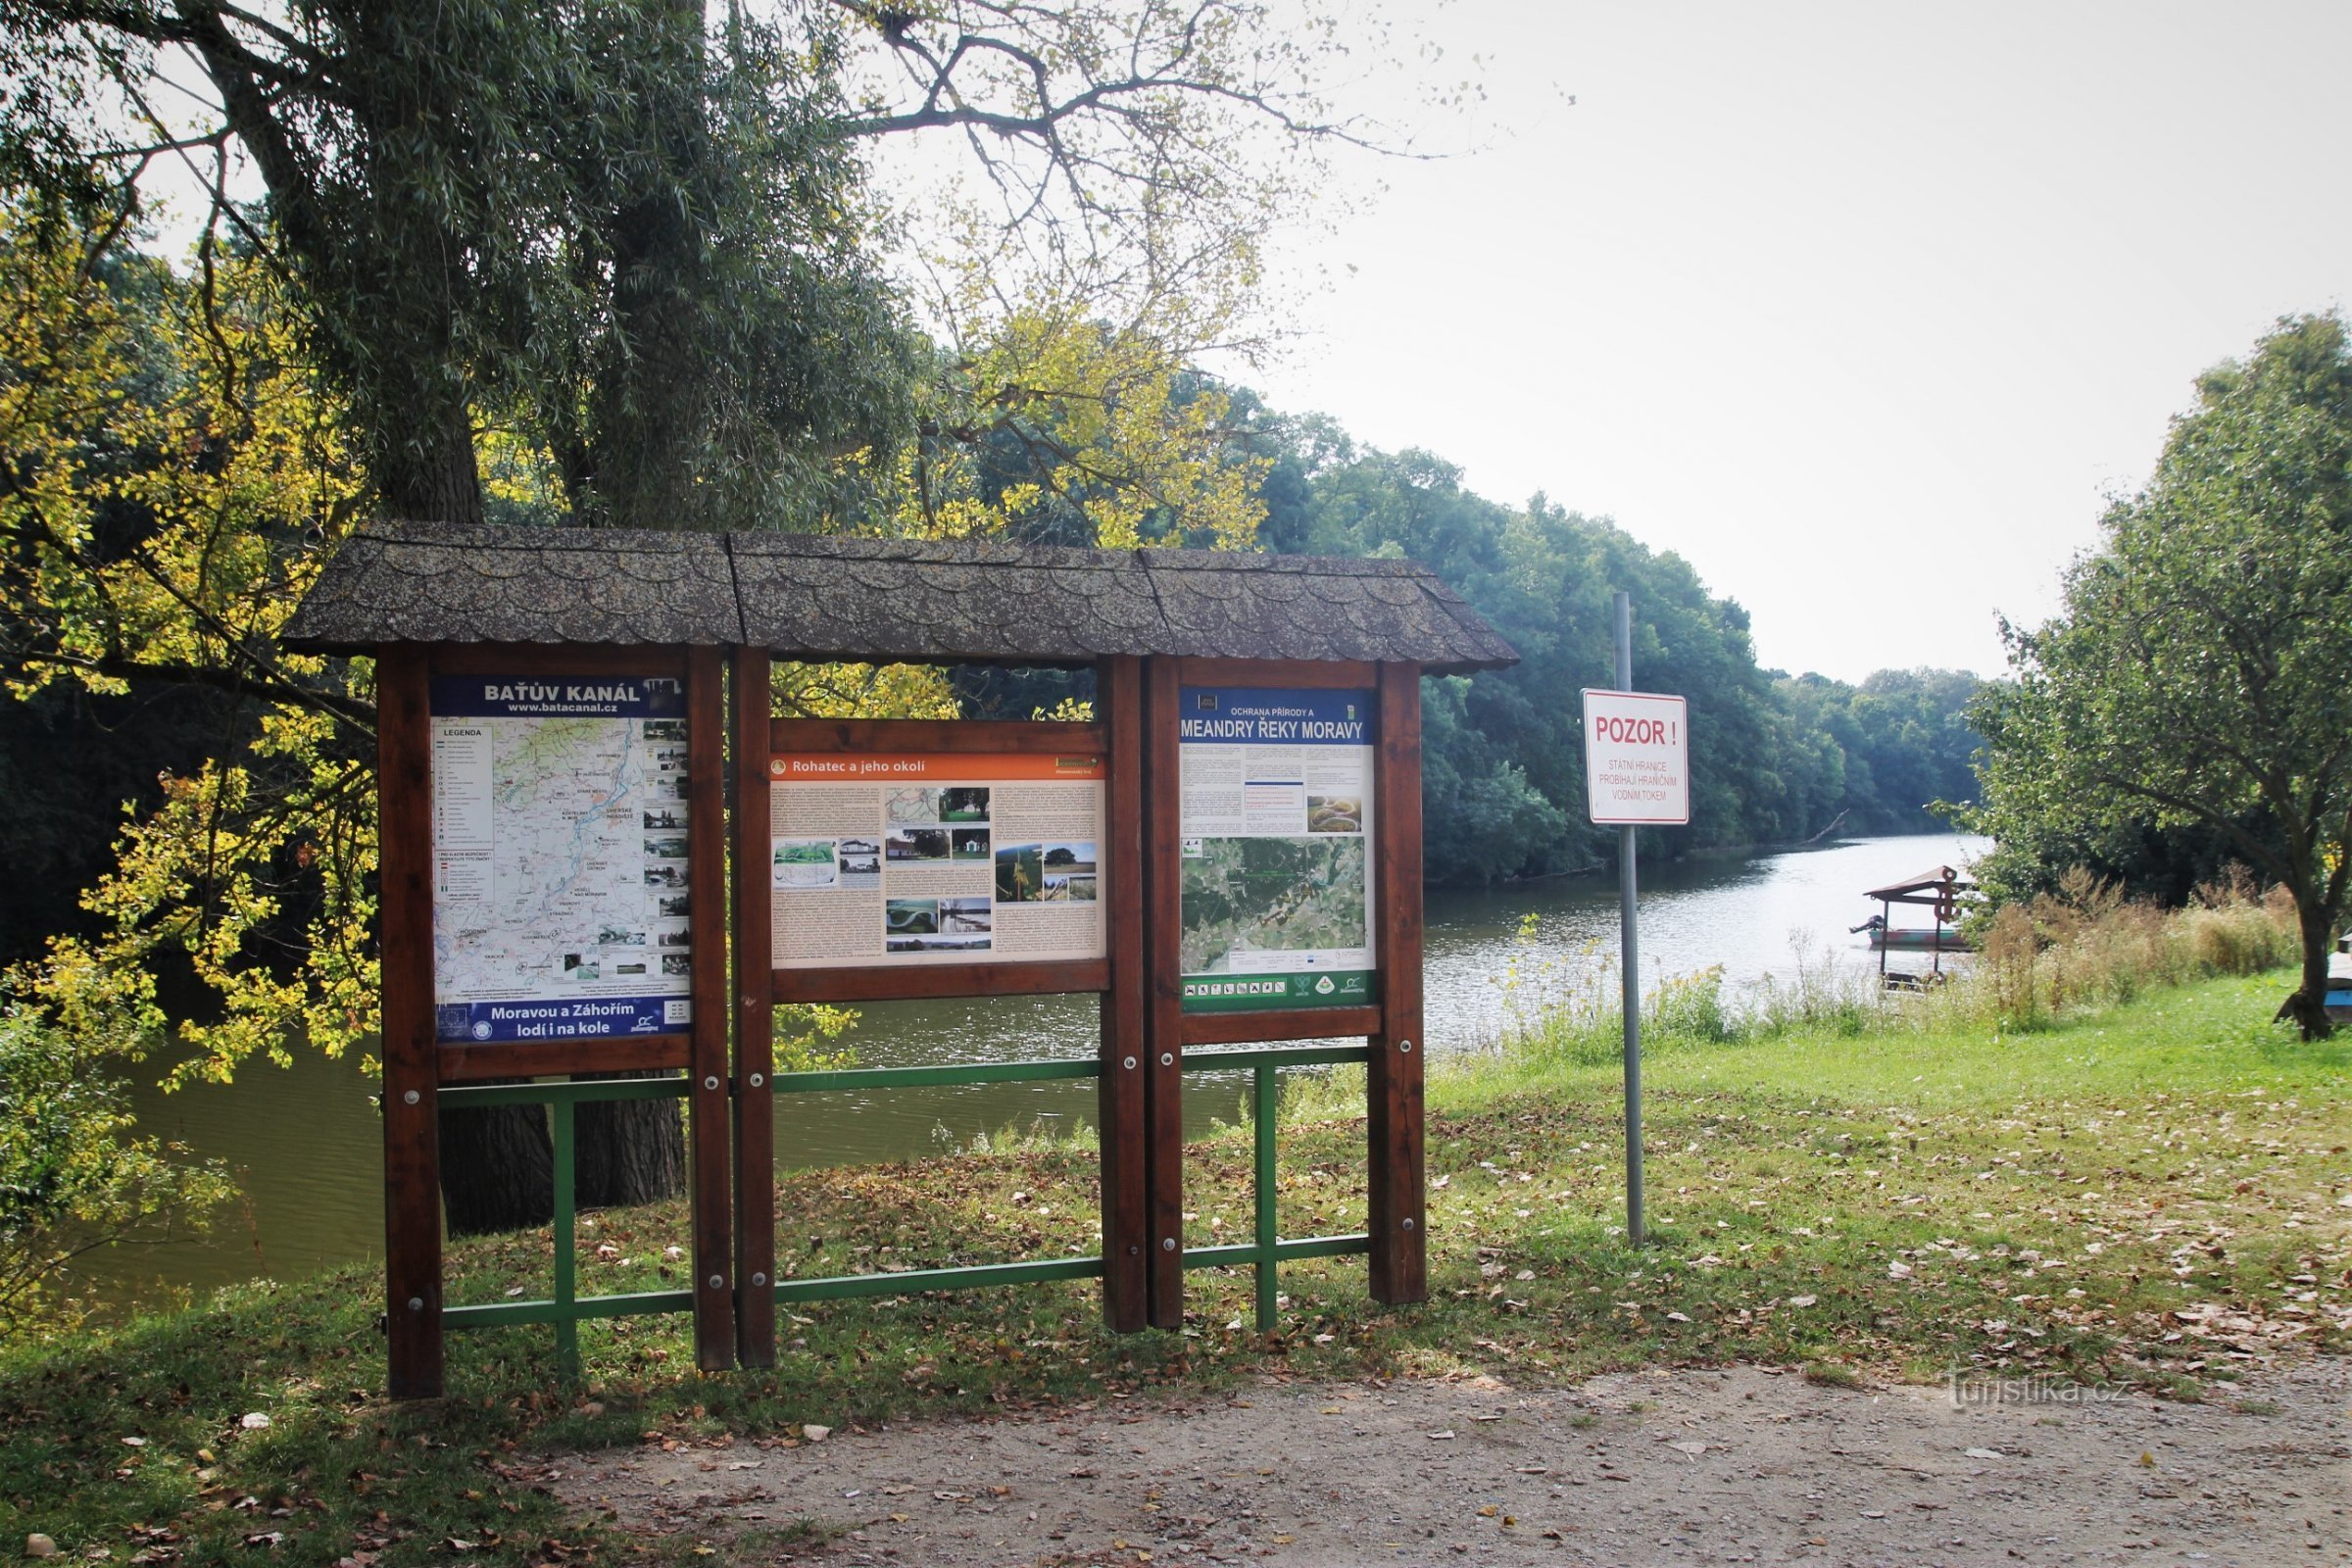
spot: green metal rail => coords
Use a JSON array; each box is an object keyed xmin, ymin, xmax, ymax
[
  {"xmin": 764, "ymin": 1043, "xmax": 1370, "ymax": 1333},
  {"xmin": 764, "ymin": 1055, "xmax": 1108, "ymax": 1307},
  {"xmin": 436, "ymin": 1041, "xmax": 1369, "ymax": 1377},
  {"xmin": 439, "ymin": 1074, "xmax": 693, "ymax": 1378},
  {"xmin": 1180, "ymin": 1043, "xmax": 1373, "ymax": 1331}
]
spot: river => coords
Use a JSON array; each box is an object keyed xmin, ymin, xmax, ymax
[{"xmin": 106, "ymin": 831, "xmax": 1984, "ymax": 1308}]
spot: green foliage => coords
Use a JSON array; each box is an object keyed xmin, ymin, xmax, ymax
[
  {"xmin": 0, "ymin": 1004, "xmax": 230, "ymax": 1341},
  {"xmin": 1968, "ymin": 313, "xmax": 2352, "ymax": 1037},
  {"xmin": 1251, "ymin": 423, "xmax": 1984, "ymax": 878},
  {"xmin": 1774, "ymin": 666, "xmax": 1984, "ymax": 833}
]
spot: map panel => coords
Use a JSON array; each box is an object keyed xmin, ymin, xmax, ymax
[
  {"xmin": 429, "ymin": 674, "xmax": 692, "ymax": 1043},
  {"xmin": 1177, "ymin": 686, "xmax": 1377, "ymax": 1013}
]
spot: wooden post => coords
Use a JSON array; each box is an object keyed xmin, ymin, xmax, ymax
[
  {"xmin": 730, "ymin": 647, "xmax": 776, "ymax": 1367},
  {"xmin": 686, "ymin": 645, "xmax": 734, "ymax": 1368},
  {"xmin": 1098, "ymin": 655, "xmax": 1148, "ymax": 1331},
  {"xmin": 1141, "ymin": 657, "xmax": 1187, "ymax": 1328},
  {"xmin": 376, "ymin": 642, "xmax": 444, "ymax": 1397},
  {"xmin": 1367, "ymin": 661, "xmax": 1428, "ymax": 1304}
]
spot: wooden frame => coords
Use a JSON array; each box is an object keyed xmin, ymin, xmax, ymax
[
  {"xmin": 1368, "ymin": 660, "xmax": 1428, "ymax": 1301},
  {"xmin": 1097, "ymin": 657, "xmax": 1150, "ymax": 1330},
  {"xmin": 377, "ymin": 643, "xmax": 440, "ymax": 1398},
  {"xmin": 731, "ymin": 648, "xmax": 777, "ymax": 1367},
  {"xmin": 375, "ymin": 640, "xmax": 732, "ymax": 1397},
  {"xmin": 1139, "ymin": 656, "xmax": 1427, "ymax": 1321},
  {"xmin": 381, "ymin": 637, "xmax": 1427, "ymax": 1392},
  {"xmin": 684, "ymin": 646, "xmax": 733, "ymax": 1367},
  {"xmin": 763, "ymin": 714, "xmax": 1112, "ymax": 1005},
  {"xmin": 744, "ymin": 691, "xmax": 1148, "ymax": 1330}
]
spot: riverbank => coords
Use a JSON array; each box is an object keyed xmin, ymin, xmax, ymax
[
  {"xmin": 87, "ymin": 835, "xmax": 1990, "ymax": 1312},
  {"xmin": 4, "ymin": 969, "xmax": 2346, "ymax": 1560}
]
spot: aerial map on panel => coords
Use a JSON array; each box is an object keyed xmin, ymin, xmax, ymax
[
  {"xmin": 430, "ymin": 675, "xmax": 693, "ymax": 1042},
  {"xmin": 1178, "ymin": 836, "xmax": 1368, "ymax": 973}
]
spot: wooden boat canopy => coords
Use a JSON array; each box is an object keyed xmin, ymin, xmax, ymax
[{"xmin": 1864, "ymin": 864, "xmax": 1973, "ymax": 907}]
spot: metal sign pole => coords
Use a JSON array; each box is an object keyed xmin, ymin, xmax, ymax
[{"xmin": 1613, "ymin": 590, "xmax": 1645, "ymax": 1248}]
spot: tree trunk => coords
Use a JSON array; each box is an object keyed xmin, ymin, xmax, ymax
[
  {"xmin": 574, "ymin": 1072, "xmax": 687, "ymax": 1207},
  {"xmin": 2280, "ymin": 901, "xmax": 2338, "ymax": 1041},
  {"xmin": 374, "ymin": 402, "xmax": 486, "ymax": 526},
  {"xmin": 579, "ymin": 0, "xmax": 708, "ymax": 533},
  {"xmin": 438, "ymin": 1092, "xmax": 554, "ymax": 1236}
]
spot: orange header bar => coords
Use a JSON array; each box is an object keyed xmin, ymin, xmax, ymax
[{"xmin": 770, "ymin": 752, "xmax": 1105, "ymax": 782}]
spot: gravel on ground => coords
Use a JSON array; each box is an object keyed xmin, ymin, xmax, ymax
[{"xmin": 553, "ymin": 1359, "xmax": 2352, "ymax": 1566}]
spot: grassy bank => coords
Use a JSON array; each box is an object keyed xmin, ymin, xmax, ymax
[{"xmin": 3, "ymin": 967, "xmax": 2348, "ymax": 1562}]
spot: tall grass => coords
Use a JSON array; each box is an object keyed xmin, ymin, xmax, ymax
[
  {"xmin": 1945, "ymin": 866, "xmax": 2298, "ymax": 1033},
  {"xmin": 1485, "ymin": 870, "xmax": 2299, "ymax": 1067}
]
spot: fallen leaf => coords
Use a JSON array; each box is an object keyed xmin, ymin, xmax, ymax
[{"xmin": 1668, "ymin": 1441, "xmax": 1707, "ymax": 1458}]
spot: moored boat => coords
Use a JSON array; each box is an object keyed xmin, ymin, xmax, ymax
[{"xmin": 1852, "ymin": 863, "xmax": 1976, "ymax": 977}]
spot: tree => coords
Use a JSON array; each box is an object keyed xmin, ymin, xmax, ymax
[
  {"xmin": 1969, "ymin": 314, "xmax": 2352, "ymax": 1039},
  {"xmin": 1, "ymin": 0, "xmax": 1396, "ymax": 531},
  {"xmin": 0, "ymin": 1, "xmax": 919, "ymax": 529},
  {"xmin": 0, "ymin": 1, "xmax": 1385, "ymax": 1230}
]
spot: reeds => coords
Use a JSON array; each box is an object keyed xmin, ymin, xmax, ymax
[{"xmin": 1487, "ymin": 867, "xmax": 2298, "ymax": 1059}]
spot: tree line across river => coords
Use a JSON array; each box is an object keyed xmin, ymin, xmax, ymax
[{"xmin": 958, "ymin": 409, "xmax": 1984, "ymax": 889}]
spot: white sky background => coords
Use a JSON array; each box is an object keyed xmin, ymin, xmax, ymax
[{"xmin": 1221, "ymin": 0, "xmax": 2352, "ymax": 682}]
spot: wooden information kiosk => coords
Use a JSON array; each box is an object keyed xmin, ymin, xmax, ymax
[{"xmin": 287, "ymin": 523, "xmax": 1516, "ymax": 1396}]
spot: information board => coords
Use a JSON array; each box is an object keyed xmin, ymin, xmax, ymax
[
  {"xmin": 770, "ymin": 752, "xmax": 1106, "ymax": 968},
  {"xmin": 1580, "ymin": 688, "xmax": 1690, "ymax": 825},
  {"xmin": 428, "ymin": 675, "xmax": 694, "ymax": 1043},
  {"xmin": 1177, "ymin": 686, "xmax": 1377, "ymax": 1013}
]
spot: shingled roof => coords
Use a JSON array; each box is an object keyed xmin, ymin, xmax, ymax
[{"xmin": 284, "ymin": 522, "xmax": 1519, "ymax": 672}]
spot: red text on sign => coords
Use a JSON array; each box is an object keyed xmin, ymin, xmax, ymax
[{"xmin": 1592, "ymin": 715, "xmax": 1679, "ymax": 746}]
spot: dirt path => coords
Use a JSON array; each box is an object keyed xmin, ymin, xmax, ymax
[{"xmin": 556, "ymin": 1361, "xmax": 2352, "ymax": 1566}]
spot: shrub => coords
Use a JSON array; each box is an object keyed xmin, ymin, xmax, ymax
[{"xmin": 0, "ymin": 1004, "xmax": 231, "ymax": 1341}]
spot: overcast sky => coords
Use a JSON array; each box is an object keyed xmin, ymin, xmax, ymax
[{"xmin": 1229, "ymin": 0, "xmax": 2352, "ymax": 682}]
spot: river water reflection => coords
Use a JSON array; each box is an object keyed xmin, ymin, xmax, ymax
[{"xmin": 110, "ymin": 831, "xmax": 1983, "ymax": 1306}]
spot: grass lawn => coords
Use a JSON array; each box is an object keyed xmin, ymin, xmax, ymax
[{"xmin": 2, "ymin": 970, "xmax": 2346, "ymax": 1562}]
